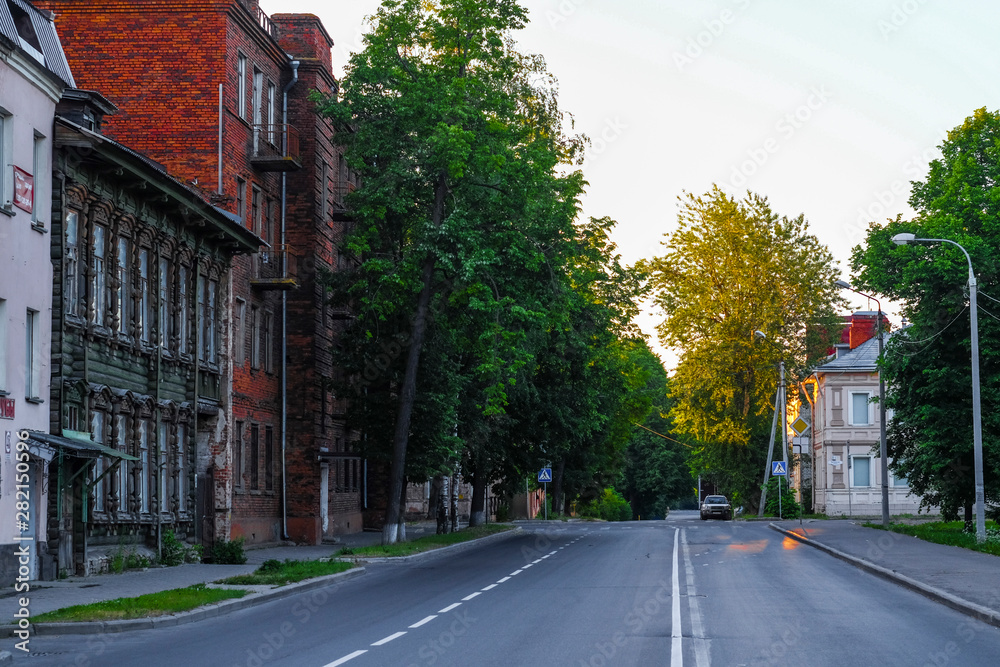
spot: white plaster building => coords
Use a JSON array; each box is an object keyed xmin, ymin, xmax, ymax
[
  {"xmin": 0, "ymin": 0, "xmax": 74, "ymax": 583},
  {"xmin": 810, "ymin": 315, "xmax": 933, "ymax": 517}
]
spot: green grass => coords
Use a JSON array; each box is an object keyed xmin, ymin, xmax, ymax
[
  {"xmin": 31, "ymin": 584, "xmax": 247, "ymax": 623},
  {"xmin": 865, "ymin": 520, "xmax": 1000, "ymax": 556},
  {"xmin": 336, "ymin": 524, "xmax": 514, "ymax": 558},
  {"xmin": 216, "ymin": 559, "xmax": 354, "ymax": 586}
]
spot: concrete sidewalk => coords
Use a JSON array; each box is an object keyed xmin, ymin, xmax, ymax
[
  {"xmin": 771, "ymin": 519, "xmax": 1000, "ymax": 628},
  {"xmin": 0, "ymin": 522, "xmax": 437, "ymax": 621}
]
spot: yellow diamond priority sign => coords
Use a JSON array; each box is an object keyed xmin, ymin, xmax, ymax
[{"xmin": 790, "ymin": 416, "xmax": 809, "ymax": 436}]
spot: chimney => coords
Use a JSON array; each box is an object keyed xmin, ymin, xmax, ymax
[{"xmin": 844, "ymin": 311, "xmax": 892, "ymax": 350}]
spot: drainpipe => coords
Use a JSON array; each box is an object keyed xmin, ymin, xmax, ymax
[{"xmin": 280, "ymin": 59, "xmax": 299, "ymax": 540}]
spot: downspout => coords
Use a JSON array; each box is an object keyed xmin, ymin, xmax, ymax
[{"xmin": 280, "ymin": 59, "xmax": 299, "ymax": 540}]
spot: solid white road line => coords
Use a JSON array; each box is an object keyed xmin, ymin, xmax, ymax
[
  {"xmin": 409, "ymin": 615, "xmax": 437, "ymax": 628},
  {"xmin": 681, "ymin": 529, "xmax": 710, "ymax": 667},
  {"xmin": 671, "ymin": 527, "xmax": 683, "ymax": 667},
  {"xmin": 324, "ymin": 650, "xmax": 367, "ymax": 666},
  {"xmin": 438, "ymin": 603, "xmax": 462, "ymax": 613},
  {"xmin": 371, "ymin": 631, "xmax": 407, "ymax": 646}
]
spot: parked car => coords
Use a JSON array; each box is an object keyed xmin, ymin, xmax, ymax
[{"xmin": 700, "ymin": 495, "xmax": 732, "ymax": 520}]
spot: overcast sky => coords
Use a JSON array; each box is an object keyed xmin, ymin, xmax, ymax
[{"xmin": 260, "ymin": 0, "xmax": 1000, "ymax": 367}]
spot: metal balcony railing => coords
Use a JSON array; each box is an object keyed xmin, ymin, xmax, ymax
[
  {"xmin": 250, "ymin": 245, "xmax": 297, "ymax": 290},
  {"xmin": 249, "ymin": 124, "xmax": 301, "ymax": 171}
]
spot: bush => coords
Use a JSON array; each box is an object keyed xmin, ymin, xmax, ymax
[
  {"xmin": 161, "ymin": 530, "xmax": 187, "ymax": 567},
  {"xmin": 762, "ymin": 476, "xmax": 800, "ymax": 520},
  {"xmin": 579, "ymin": 489, "xmax": 632, "ymax": 522},
  {"xmin": 211, "ymin": 537, "xmax": 247, "ymax": 564}
]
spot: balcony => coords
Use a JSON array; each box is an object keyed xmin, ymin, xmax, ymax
[
  {"xmin": 249, "ymin": 124, "xmax": 301, "ymax": 172},
  {"xmin": 250, "ymin": 245, "xmax": 298, "ymax": 290}
]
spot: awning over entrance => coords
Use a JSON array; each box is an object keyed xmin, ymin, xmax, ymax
[{"xmin": 24, "ymin": 430, "xmax": 139, "ymax": 461}]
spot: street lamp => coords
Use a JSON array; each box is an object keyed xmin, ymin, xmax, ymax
[
  {"xmin": 754, "ymin": 331, "xmax": 789, "ymax": 517},
  {"xmin": 836, "ymin": 279, "xmax": 889, "ymax": 528},
  {"xmin": 891, "ymin": 233, "xmax": 986, "ymax": 543}
]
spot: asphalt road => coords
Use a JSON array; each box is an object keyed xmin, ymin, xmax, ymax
[{"xmin": 16, "ymin": 513, "xmax": 1000, "ymax": 666}]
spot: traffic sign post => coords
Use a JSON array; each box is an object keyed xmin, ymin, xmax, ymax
[
  {"xmin": 538, "ymin": 468, "xmax": 552, "ymax": 519},
  {"xmin": 772, "ymin": 461, "xmax": 787, "ymax": 519}
]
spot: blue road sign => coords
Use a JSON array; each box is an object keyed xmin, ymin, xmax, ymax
[
  {"xmin": 538, "ymin": 468, "xmax": 552, "ymax": 483},
  {"xmin": 772, "ymin": 461, "xmax": 787, "ymax": 476}
]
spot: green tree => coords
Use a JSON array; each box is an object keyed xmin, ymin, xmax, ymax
[
  {"xmin": 641, "ymin": 187, "xmax": 841, "ymax": 510},
  {"xmin": 620, "ymin": 366, "xmax": 696, "ymax": 519},
  {"xmin": 851, "ymin": 107, "xmax": 1000, "ymax": 522},
  {"xmin": 318, "ymin": 0, "xmax": 585, "ymax": 542}
]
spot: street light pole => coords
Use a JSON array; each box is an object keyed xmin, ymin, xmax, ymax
[
  {"xmin": 891, "ymin": 233, "xmax": 986, "ymax": 543},
  {"xmin": 836, "ymin": 280, "xmax": 890, "ymax": 528}
]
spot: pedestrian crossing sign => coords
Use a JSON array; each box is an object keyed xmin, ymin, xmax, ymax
[
  {"xmin": 772, "ymin": 461, "xmax": 787, "ymax": 476},
  {"xmin": 538, "ymin": 468, "xmax": 552, "ymax": 483}
]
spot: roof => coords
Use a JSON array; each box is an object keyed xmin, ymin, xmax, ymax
[
  {"xmin": 815, "ymin": 330, "xmax": 896, "ymax": 374},
  {"xmin": 0, "ymin": 0, "xmax": 74, "ymax": 87},
  {"xmin": 54, "ymin": 116, "xmax": 262, "ymax": 254},
  {"xmin": 25, "ymin": 429, "xmax": 138, "ymax": 461}
]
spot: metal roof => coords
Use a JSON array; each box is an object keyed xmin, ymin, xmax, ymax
[
  {"xmin": 815, "ymin": 330, "xmax": 897, "ymax": 373},
  {"xmin": 0, "ymin": 0, "xmax": 74, "ymax": 87}
]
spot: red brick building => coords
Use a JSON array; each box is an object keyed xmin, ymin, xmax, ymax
[{"xmin": 39, "ymin": 0, "xmax": 362, "ymax": 546}]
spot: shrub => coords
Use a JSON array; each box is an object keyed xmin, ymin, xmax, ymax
[
  {"xmin": 212, "ymin": 537, "xmax": 248, "ymax": 564},
  {"xmin": 762, "ymin": 476, "xmax": 800, "ymax": 520},
  {"xmin": 579, "ymin": 489, "xmax": 632, "ymax": 522},
  {"xmin": 161, "ymin": 530, "xmax": 187, "ymax": 567}
]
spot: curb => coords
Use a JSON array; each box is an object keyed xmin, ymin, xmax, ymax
[
  {"xmin": 0, "ymin": 567, "xmax": 365, "ymax": 638},
  {"xmin": 337, "ymin": 526, "xmax": 524, "ymax": 564},
  {"xmin": 769, "ymin": 523, "xmax": 1000, "ymax": 630}
]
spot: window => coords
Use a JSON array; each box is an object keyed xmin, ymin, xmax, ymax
[
  {"xmin": 158, "ymin": 422, "xmax": 170, "ymax": 513},
  {"xmin": 116, "ymin": 237, "xmax": 130, "ymax": 335},
  {"xmin": 250, "ymin": 305, "xmax": 261, "ymax": 369},
  {"xmin": 177, "ymin": 423, "xmax": 187, "ymax": 512},
  {"xmin": 64, "ymin": 210, "xmax": 80, "ymax": 317},
  {"xmin": 321, "ymin": 160, "xmax": 329, "ymax": 220},
  {"xmin": 262, "ymin": 197, "xmax": 273, "ymax": 246},
  {"xmin": 178, "ymin": 266, "xmax": 189, "ymax": 354},
  {"xmin": 0, "ymin": 298, "xmax": 6, "ymax": 393},
  {"xmin": 263, "ymin": 311, "xmax": 273, "ymax": 373},
  {"xmin": 236, "ymin": 177, "xmax": 247, "ymax": 223},
  {"xmin": 234, "ymin": 421, "xmax": 244, "ymax": 491},
  {"xmin": 235, "ymin": 299, "xmax": 246, "ymax": 366},
  {"xmin": 91, "ymin": 226, "xmax": 107, "ymax": 326},
  {"xmin": 25, "ymin": 309, "xmax": 40, "ymax": 400},
  {"xmin": 852, "ymin": 456, "xmax": 871, "ymax": 487},
  {"xmin": 138, "ymin": 248, "xmax": 151, "ymax": 343},
  {"xmin": 91, "ymin": 411, "xmax": 107, "ymax": 513},
  {"xmin": 116, "ymin": 415, "xmax": 129, "ymax": 512},
  {"xmin": 7, "ymin": 0, "xmax": 43, "ymax": 62},
  {"xmin": 158, "ymin": 257, "xmax": 171, "ymax": 349},
  {"xmin": 139, "ymin": 419, "xmax": 150, "ymax": 513},
  {"xmin": 0, "ymin": 111, "xmax": 11, "ymax": 208},
  {"xmin": 31, "ymin": 132, "xmax": 44, "ymax": 229},
  {"xmin": 251, "ymin": 185, "xmax": 261, "ymax": 236},
  {"xmin": 198, "ymin": 277, "xmax": 218, "ymax": 365},
  {"xmin": 893, "ymin": 471, "xmax": 908, "ymax": 487},
  {"xmin": 849, "ymin": 392, "xmax": 871, "ymax": 426},
  {"xmin": 252, "ymin": 67, "xmax": 263, "ymax": 128},
  {"xmin": 264, "ymin": 426, "xmax": 273, "ymax": 491},
  {"xmin": 267, "ymin": 82, "xmax": 276, "ymax": 141},
  {"xmin": 249, "ymin": 423, "xmax": 259, "ymax": 490},
  {"xmin": 237, "ymin": 54, "xmax": 247, "ymax": 119}
]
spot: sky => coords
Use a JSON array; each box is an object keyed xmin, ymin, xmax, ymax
[{"xmin": 260, "ymin": 0, "xmax": 1000, "ymax": 368}]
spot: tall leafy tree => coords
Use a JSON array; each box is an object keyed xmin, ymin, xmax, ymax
[
  {"xmin": 851, "ymin": 107, "xmax": 1000, "ymax": 521},
  {"xmin": 318, "ymin": 0, "xmax": 585, "ymax": 542},
  {"xmin": 641, "ymin": 187, "xmax": 841, "ymax": 509}
]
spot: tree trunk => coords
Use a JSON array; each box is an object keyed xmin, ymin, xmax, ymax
[
  {"xmin": 437, "ymin": 475, "xmax": 449, "ymax": 534},
  {"xmin": 428, "ymin": 475, "xmax": 443, "ymax": 521},
  {"xmin": 550, "ymin": 459, "xmax": 565, "ymax": 518},
  {"xmin": 469, "ymin": 467, "xmax": 487, "ymax": 527},
  {"xmin": 382, "ymin": 171, "xmax": 448, "ymax": 545},
  {"xmin": 964, "ymin": 501, "xmax": 974, "ymax": 533}
]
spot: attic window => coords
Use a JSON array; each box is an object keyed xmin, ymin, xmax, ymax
[{"xmin": 7, "ymin": 1, "xmax": 44, "ymax": 65}]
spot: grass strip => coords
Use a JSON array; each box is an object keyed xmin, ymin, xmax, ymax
[
  {"xmin": 31, "ymin": 584, "xmax": 247, "ymax": 623},
  {"xmin": 336, "ymin": 523, "xmax": 514, "ymax": 558},
  {"xmin": 216, "ymin": 559, "xmax": 354, "ymax": 586},
  {"xmin": 865, "ymin": 520, "xmax": 1000, "ymax": 557}
]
